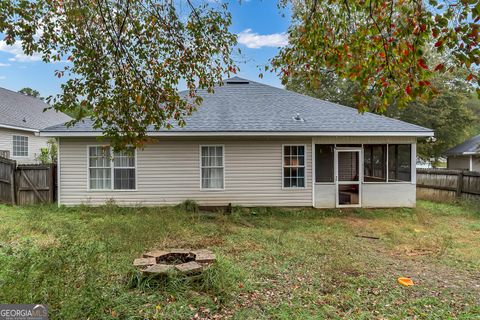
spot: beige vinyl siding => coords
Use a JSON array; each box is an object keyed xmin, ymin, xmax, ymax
[
  {"xmin": 58, "ymin": 137, "xmax": 312, "ymax": 206},
  {"xmin": 0, "ymin": 127, "xmax": 49, "ymax": 163}
]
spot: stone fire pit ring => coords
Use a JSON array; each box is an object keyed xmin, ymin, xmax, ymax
[{"xmin": 133, "ymin": 249, "xmax": 216, "ymax": 275}]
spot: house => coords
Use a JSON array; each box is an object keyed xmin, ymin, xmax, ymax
[
  {"xmin": 445, "ymin": 134, "xmax": 480, "ymax": 171},
  {"xmin": 0, "ymin": 87, "xmax": 71, "ymax": 163},
  {"xmin": 39, "ymin": 77, "xmax": 433, "ymax": 208}
]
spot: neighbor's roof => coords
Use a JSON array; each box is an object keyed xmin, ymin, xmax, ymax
[
  {"xmin": 40, "ymin": 77, "xmax": 433, "ymax": 137},
  {"xmin": 444, "ymin": 134, "xmax": 480, "ymax": 155},
  {"xmin": 0, "ymin": 87, "xmax": 71, "ymax": 132}
]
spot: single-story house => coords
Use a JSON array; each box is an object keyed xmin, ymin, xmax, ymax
[
  {"xmin": 0, "ymin": 87, "xmax": 71, "ymax": 163},
  {"xmin": 445, "ymin": 134, "xmax": 480, "ymax": 171},
  {"xmin": 39, "ymin": 77, "xmax": 433, "ymax": 208}
]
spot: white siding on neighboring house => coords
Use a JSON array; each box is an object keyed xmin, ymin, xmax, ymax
[
  {"xmin": 58, "ymin": 137, "xmax": 312, "ymax": 206},
  {"xmin": 0, "ymin": 127, "xmax": 49, "ymax": 163},
  {"xmin": 448, "ymin": 155, "xmax": 472, "ymax": 171},
  {"xmin": 473, "ymin": 156, "xmax": 480, "ymax": 171}
]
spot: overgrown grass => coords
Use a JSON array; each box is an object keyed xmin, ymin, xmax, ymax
[{"xmin": 0, "ymin": 201, "xmax": 478, "ymax": 319}]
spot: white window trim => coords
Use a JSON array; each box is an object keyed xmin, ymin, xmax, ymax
[
  {"xmin": 86, "ymin": 145, "xmax": 137, "ymax": 192},
  {"xmin": 12, "ymin": 135, "xmax": 29, "ymax": 157},
  {"xmin": 199, "ymin": 145, "xmax": 225, "ymax": 191},
  {"xmin": 282, "ymin": 144, "xmax": 307, "ymax": 190}
]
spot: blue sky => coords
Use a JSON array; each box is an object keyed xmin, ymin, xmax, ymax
[{"xmin": 0, "ymin": 0, "xmax": 291, "ymax": 98}]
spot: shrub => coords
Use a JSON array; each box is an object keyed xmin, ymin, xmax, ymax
[{"xmin": 179, "ymin": 199, "xmax": 199, "ymax": 213}]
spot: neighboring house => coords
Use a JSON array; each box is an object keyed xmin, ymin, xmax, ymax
[
  {"xmin": 445, "ymin": 134, "xmax": 480, "ymax": 171},
  {"xmin": 40, "ymin": 77, "xmax": 433, "ymax": 208},
  {"xmin": 0, "ymin": 87, "xmax": 71, "ymax": 163}
]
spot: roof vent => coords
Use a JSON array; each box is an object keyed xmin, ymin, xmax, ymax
[
  {"xmin": 225, "ymin": 77, "xmax": 250, "ymax": 84},
  {"xmin": 293, "ymin": 113, "xmax": 305, "ymax": 122},
  {"xmin": 22, "ymin": 117, "xmax": 26, "ymax": 123}
]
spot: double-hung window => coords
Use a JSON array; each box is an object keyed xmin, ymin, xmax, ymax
[
  {"xmin": 283, "ymin": 145, "xmax": 305, "ymax": 188},
  {"xmin": 201, "ymin": 145, "xmax": 224, "ymax": 189},
  {"xmin": 13, "ymin": 135, "xmax": 28, "ymax": 157},
  {"xmin": 88, "ymin": 146, "xmax": 136, "ymax": 190}
]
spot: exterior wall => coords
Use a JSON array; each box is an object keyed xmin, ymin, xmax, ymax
[
  {"xmin": 448, "ymin": 155, "xmax": 480, "ymax": 171},
  {"xmin": 312, "ymin": 136, "xmax": 417, "ymax": 208},
  {"xmin": 0, "ymin": 127, "xmax": 49, "ymax": 163},
  {"xmin": 474, "ymin": 156, "xmax": 480, "ymax": 171},
  {"xmin": 362, "ymin": 184, "xmax": 416, "ymax": 207},
  {"xmin": 58, "ymin": 137, "xmax": 312, "ymax": 206},
  {"xmin": 58, "ymin": 135, "xmax": 419, "ymax": 208}
]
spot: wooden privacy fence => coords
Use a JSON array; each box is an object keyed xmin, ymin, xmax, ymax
[
  {"xmin": 0, "ymin": 157, "xmax": 56, "ymax": 205},
  {"xmin": 416, "ymin": 168, "xmax": 480, "ymax": 202}
]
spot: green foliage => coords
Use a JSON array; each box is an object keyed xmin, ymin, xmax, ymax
[
  {"xmin": 35, "ymin": 138, "xmax": 58, "ymax": 164},
  {"xmin": 0, "ymin": 1, "xmax": 237, "ymax": 149},
  {"xmin": 386, "ymin": 68, "xmax": 478, "ymax": 162},
  {"xmin": 286, "ymin": 54, "xmax": 479, "ymax": 162},
  {"xmin": 18, "ymin": 87, "xmax": 42, "ymax": 99},
  {"xmin": 178, "ymin": 199, "xmax": 200, "ymax": 213},
  {"xmin": 274, "ymin": 0, "xmax": 480, "ymax": 112}
]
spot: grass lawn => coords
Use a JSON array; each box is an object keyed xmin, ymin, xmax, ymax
[{"xmin": 0, "ymin": 201, "xmax": 479, "ymax": 319}]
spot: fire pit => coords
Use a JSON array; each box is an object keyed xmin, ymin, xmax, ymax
[{"xmin": 133, "ymin": 249, "xmax": 216, "ymax": 275}]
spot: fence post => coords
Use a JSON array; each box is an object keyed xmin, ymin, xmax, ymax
[
  {"xmin": 456, "ymin": 171, "xmax": 464, "ymax": 198},
  {"xmin": 10, "ymin": 161, "xmax": 16, "ymax": 205},
  {"xmin": 49, "ymin": 164, "xmax": 55, "ymax": 203}
]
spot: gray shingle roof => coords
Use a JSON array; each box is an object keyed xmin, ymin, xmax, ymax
[
  {"xmin": 0, "ymin": 87, "xmax": 71, "ymax": 130},
  {"xmin": 41, "ymin": 77, "xmax": 432, "ymax": 135},
  {"xmin": 445, "ymin": 134, "xmax": 480, "ymax": 155}
]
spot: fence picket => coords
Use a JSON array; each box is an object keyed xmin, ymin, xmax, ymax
[
  {"xmin": 417, "ymin": 168, "xmax": 480, "ymax": 202},
  {"xmin": 0, "ymin": 157, "xmax": 56, "ymax": 205}
]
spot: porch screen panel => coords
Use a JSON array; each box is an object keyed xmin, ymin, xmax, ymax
[
  {"xmin": 338, "ymin": 152, "xmax": 359, "ymax": 181},
  {"xmin": 388, "ymin": 144, "xmax": 412, "ymax": 182},
  {"xmin": 364, "ymin": 145, "xmax": 387, "ymax": 182},
  {"xmin": 315, "ymin": 144, "xmax": 334, "ymax": 182}
]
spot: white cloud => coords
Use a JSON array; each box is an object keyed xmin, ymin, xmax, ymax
[
  {"xmin": 0, "ymin": 41, "xmax": 43, "ymax": 62},
  {"xmin": 0, "ymin": 63, "xmax": 10, "ymax": 67},
  {"xmin": 237, "ymin": 29, "xmax": 288, "ymax": 49},
  {"xmin": 0, "ymin": 76, "xmax": 6, "ymax": 80}
]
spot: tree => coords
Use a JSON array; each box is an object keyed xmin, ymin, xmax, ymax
[
  {"xmin": 285, "ymin": 56, "xmax": 478, "ymax": 164},
  {"xmin": 18, "ymin": 87, "xmax": 42, "ymax": 99},
  {"xmin": 36, "ymin": 138, "xmax": 58, "ymax": 164},
  {"xmin": 0, "ymin": 1, "xmax": 237, "ymax": 149},
  {"xmin": 273, "ymin": 0, "xmax": 480, "ymax": 113},
  {"xmin": 389, "ymin": 91, "xmax": 476, "ymax": 164},
  {"xmin": 285, "ymin": 69, "xmax": 358, "ymax": 108}
]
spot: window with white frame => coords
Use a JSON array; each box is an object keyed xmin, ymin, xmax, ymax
[
  {"xmin": 283, "ymin": 145, "xmax": 305, "ymax": 188},
  {"xmin": 113, "ymin": 148, "xmax": 136, "ymax": 189},
  {"xmin": 88, "ymin": 146, "xmax": 136, "ymax": 190},
  {"xmin": 201, "ymin": 145, "xmax": 224, "ymax": 189},
  {"xmin": 13, "ymin": 135, "xmax": 28, "ymax": 157}
]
